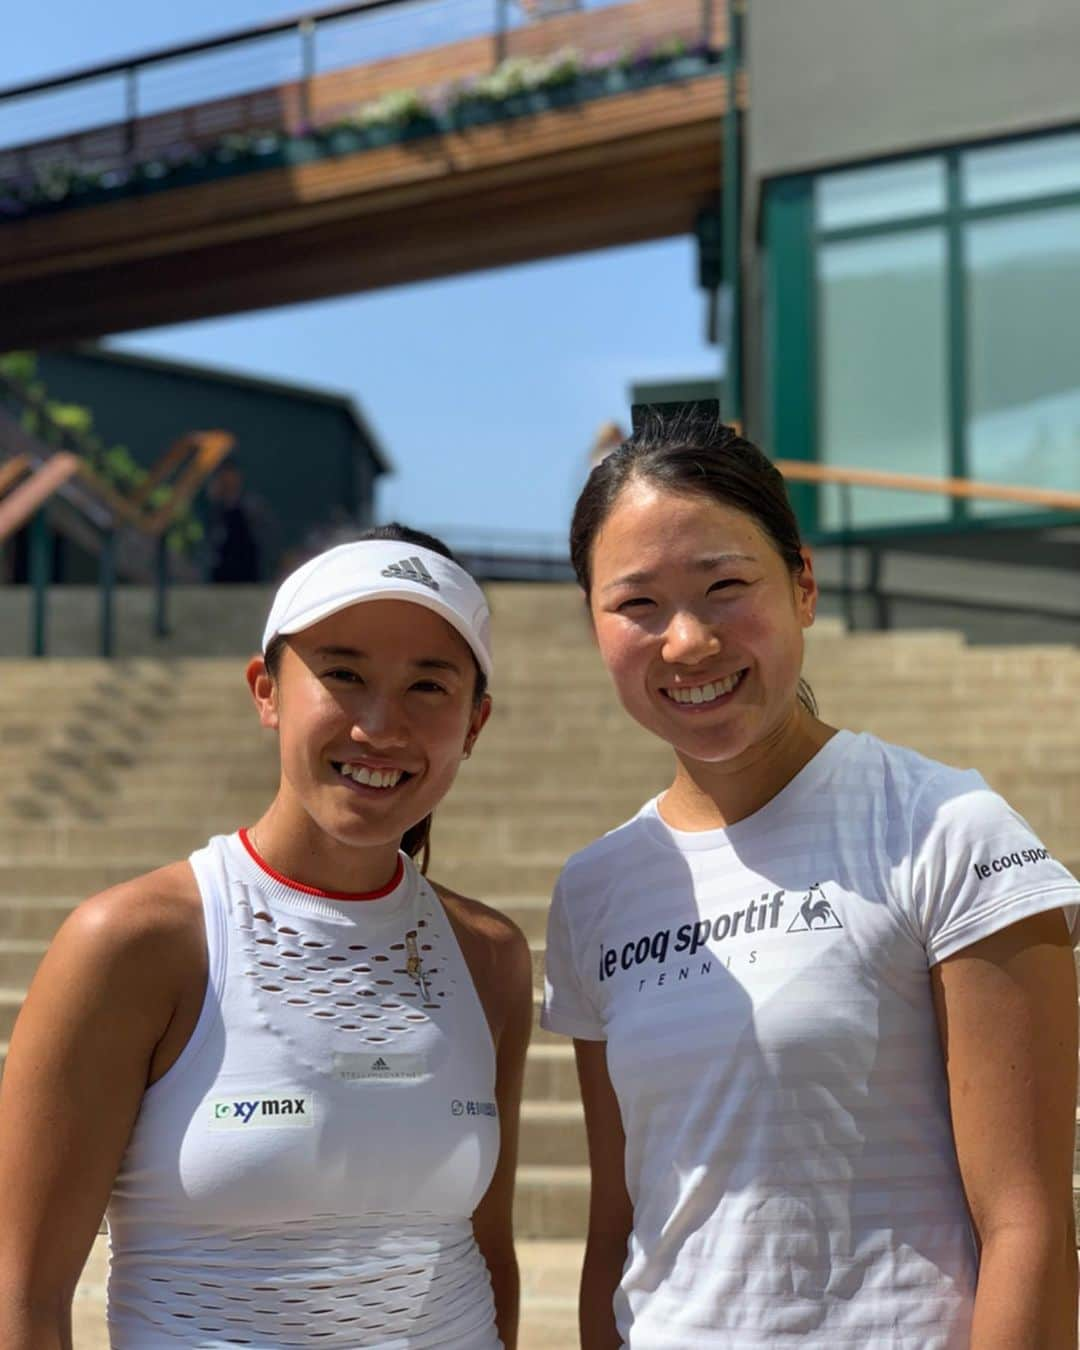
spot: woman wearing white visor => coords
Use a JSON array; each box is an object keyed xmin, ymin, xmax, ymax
[{"xmin": 0, "ymin": 525, "xmax": 533, "ymax": 1350}]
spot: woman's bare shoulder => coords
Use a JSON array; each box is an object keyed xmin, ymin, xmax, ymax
[
  {"xmin": 431, "ymin": 881, "xmax": 529, "ymax": 955},
  {"xmin": 431, "ymin": 880, "xmax": 534, "ymax": 1048},
  {"xmin": 45, "ymin": 860, "xmax": 204, "ymax": 996}
]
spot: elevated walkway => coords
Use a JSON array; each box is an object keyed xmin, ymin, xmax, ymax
[
  {"xmin": 0, "ymin": 586, "xmax": 1075, "ymax": 1342},
  {"xmin": 0, "ymin": 0, "xmax": 729, "ymax": 346}
]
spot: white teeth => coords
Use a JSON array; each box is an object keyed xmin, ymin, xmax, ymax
[
  {"xmin": 338, "ymin": 764, "xmax": 403, "ymax": 789},
  {"xmin": 667, "ymin": 671, "xmax": 742, "ymax": 705}
]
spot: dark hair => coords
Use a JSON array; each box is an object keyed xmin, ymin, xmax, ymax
[
  {"xmin": 570, "ymin": 404, "xmax": 817, "ymax": 716},
  {"xmin": 264, "ymin": 522, "xmax": 488, "ymax": 873}
]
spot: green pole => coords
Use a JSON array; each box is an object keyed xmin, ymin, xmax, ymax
[
  {"xmin": 722, "ymin": 0, "xmax": 744, "ymax": 425},
  {"xmin": 154, "ymin": 533, "xmax": 170, "ymax": 638},
  {"xmin": 945, "ymin": 153, "xmax": 969, "ymax": 524},
  {"xmin": 100, "ymin": 530, "xmax": 116, "ymax": 659},
  {"xmin": 28, "ymin": 508, "xmax": 50, "ymax": 658}
]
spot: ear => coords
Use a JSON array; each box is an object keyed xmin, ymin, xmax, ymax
[
  {"xmin": 246, "ymin": 654, "xmax": 280, "ymax": 731},
  {"xmin": 795, "ymin": 548, "xmax": 819, "ymax": 629},
  {"xmin": 464, "ymin": 693, "xmax": 493, "ymax": 756}
]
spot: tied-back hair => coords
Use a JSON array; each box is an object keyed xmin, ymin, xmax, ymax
[
  {"xmin": 263, "ymin": 523, "xmax": 488, "ymax": 874},
  {"xmin": 569, "ymin": 403, "xmax": 818, "ymax": 717}
]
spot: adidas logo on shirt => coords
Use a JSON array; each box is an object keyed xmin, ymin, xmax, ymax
[
  {"xmin": 381, "ymin": 556, "xmax": 440, "ymax": 590},
  {"xmin": 371, "ymin": 1057, "xmax": 391, "ymax": 1072}
]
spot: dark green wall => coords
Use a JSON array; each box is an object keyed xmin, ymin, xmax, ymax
[{"xmin": 36, "ymin": 351, "xmax": 381, "ymax": 579}]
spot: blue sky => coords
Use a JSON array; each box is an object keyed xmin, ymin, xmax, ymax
[{"xmin": 2, "ymin": 1, "xmax": 721, "ymax": 544}]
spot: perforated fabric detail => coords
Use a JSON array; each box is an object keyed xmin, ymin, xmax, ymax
[
  {"xmin": 108, "ymin": 1218, "xmax": 499, "ymax": 1348},
  {"xmin": 237, "ymin": 895, "xmax": 458, "ymax": 1061}
]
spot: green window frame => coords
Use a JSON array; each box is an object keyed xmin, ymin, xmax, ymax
[{"xmin": 763, "ymin": 126, "xmax": 1080, "ymax": 542}]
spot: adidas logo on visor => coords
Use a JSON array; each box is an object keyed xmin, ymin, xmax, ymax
[{"xmin": 381, "ymin": 556, "xmax": 440, "ymax": 591}]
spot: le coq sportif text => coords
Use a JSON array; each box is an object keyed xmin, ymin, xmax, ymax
[{"xmin": 599, "ymin": 892, "xmax": 787, "ymax": 982}]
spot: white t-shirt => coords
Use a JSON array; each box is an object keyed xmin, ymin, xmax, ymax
[{"xmin": 542, "ymin": 729, "xmax": 1079, "ymax": 1349}]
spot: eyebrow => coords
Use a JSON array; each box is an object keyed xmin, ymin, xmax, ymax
[
  {"xmin": 312, "ymin": 645, "xmax": 464, "ymax": 675},
  {"xmin": 602, "ymin": 553, "xmax": 758, "ymax": 592}
]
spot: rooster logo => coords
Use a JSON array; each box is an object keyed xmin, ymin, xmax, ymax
[{"xmin": 786, "ymin": 883, "xmax": 844, "ymax": 933}]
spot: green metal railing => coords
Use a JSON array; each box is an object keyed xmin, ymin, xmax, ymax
[{"xmin": 0, "ymin": 384, "xmax": 234, "ymax": 656}]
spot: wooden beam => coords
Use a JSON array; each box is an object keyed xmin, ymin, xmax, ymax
[
  {"xmin": 775, "ymin": 459, "xmax": 1080, "ymax": 514},
  {"xmin": 0, "ymin": 93, "xmax": 722, "ymax": 345},
  {"xmin": 0, "ymin": 456, "xmax": 31, "ymax": 499},
  {"xmin": 0, "ymin": 77, "xmax": 727, "ymax": 282},
  {"xmin": 0, "ymin": 454, "xmax": 82, "ymax": 543}
]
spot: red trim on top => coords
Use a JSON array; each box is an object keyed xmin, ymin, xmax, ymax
[{"xmin": 238, "ymin": 828, "xmax": 405, "ymax": 901}]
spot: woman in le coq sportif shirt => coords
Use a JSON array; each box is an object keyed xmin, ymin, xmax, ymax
[
  {"xmin": 542, "ymin": 406, "xmax": 1080, "ymax": 1349},
  {"xmin": 0, "ymin": 524, "xmax": 533, "ymax": 1350}
]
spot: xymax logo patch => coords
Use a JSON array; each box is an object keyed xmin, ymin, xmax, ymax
[{"xmin": 208, "ymin": 1094, "xmax": 316, "ymax": 1130}]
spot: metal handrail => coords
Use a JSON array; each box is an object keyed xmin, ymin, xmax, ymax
[
  {"xmin": 776, "ymin": 459, "xmax": 1080, "ymax": 633},
  {"xmin": 775, "ymin": 459, "xmax": 1080, "ymax": 514},
  {"xmin": 0, "ymin": 386, "xmax": 235, "ymax": 654},
  {"xmin": 0, "ymin": 0, "xmax": 718, "ymax": 183},
  {"xmin": 0, "ymin": 1, "xmax": 409, "ymax": 102}
]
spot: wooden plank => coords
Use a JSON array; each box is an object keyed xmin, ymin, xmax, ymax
[
  {"xmin": 0, "ymin": 454, "xmax": 81, "ymax": 543},
  {"xmin": 143, "ymin": 431, "xmax": 235, "ymax": 534},
  {"xmin": 0, "ymin": 129, "xmax": 719, "ymax": 344},
  {"xmin": 0, "ymin": 456, "xmax": 30, "ymax": 499},
  {"xmin": 0, "ymin": 75, "xmax": 727, "ymax": 280},
  {"xmin": 776, "ymin": 460, "xmax": 1080, "ymax": 513}
]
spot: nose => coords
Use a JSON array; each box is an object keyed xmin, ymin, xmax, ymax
[
  {"xmin": 662, "ymin": 608, "xmax": 721, "ymax": 666},
  {"xmin": 350, "ymin": 696, "xmax": 409, "ymax": 749}
]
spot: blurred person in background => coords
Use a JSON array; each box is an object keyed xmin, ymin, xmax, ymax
[
  {"xmin": 207, "ymin": 460, "xmax": 263, "ymax": 583},
  {"xmin": 0, "ymin": 525, "xmax": 532, "ymax": 1350},
  {"xmin": 544, "ymin": 406, "xmax": 1079, "ymax": 1349}
]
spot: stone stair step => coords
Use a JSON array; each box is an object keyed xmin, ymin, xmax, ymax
[
  {"xmin": 0, "ymin": 939, "xmax": 48, "ymax": 986},
  {"xmin": 524, "ymin": 1043, "xmax": 578, "ymax": 1100},
  {"xmin": 514, "ymin": 1165, "xmax": 589, "ymax": 1238},
  {"xmin": 0, "ymin": 898, "xmax": 80, "ymax": 940},
  {"xmin": 520, "ymin": 1100, "xmax": 586, "ymax": 1166},
  {"xmin": 0, "ymin": 989, "xmax": 26, "ymax": 1042}
]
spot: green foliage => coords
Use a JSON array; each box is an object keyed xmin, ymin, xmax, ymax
[
  {"xmin": 45, "ymin": 401, "xmax": 93, "ymax": 438},
  {"xmin": 654, "ymin": 36, "xmax": 689, "ymax": 62},
  {"xmin": 0, "ymin": 351, "xmax": 37, "ymax": 386},
  {"xmin": 357, "ymin": 88, "xmax": 430, "ymax": 128}
]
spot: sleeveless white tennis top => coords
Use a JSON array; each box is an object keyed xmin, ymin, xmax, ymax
[{"xmin": 105, "ymin": 831, "xmax": 502, "ymax": 1349}]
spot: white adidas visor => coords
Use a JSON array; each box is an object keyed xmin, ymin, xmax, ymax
[{"xmin": 261, "ymin": 540, "xmax": 493, "ymax": 680}]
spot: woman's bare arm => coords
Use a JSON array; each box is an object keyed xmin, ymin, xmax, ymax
[
  {"xmin": 575, "ymin": 1037, "xmax": 632, "ymax": 1350},
  {"xmin": 440, "ymin": 888, "xmax": 533, "ymax": 1350},
  {"xmin": 0, "ymin": 866, "xmax": 202, "ymax": 1349},
  {"xmin": 931, "ymin": 907, "xmax": 1078, "ymax": 1350}
]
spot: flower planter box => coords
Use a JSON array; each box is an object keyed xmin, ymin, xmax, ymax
[
  {"xmin": 324, "ymin": 127, "xmax": 366, "ymax": 156},
  {"xmin": 2, "ymin": 46, "xmax": 722, "ymax": 218}
]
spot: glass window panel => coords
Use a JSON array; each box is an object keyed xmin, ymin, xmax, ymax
[
  {"xmin": 967, "ymin": 205, "xmax": 1080, "ymax": 515},
  {"xmin": 818, "ymin": 230, "xmax": 950, "ymax": 529},
  {"xmin": 962, "ymin": 131, "xmax": 1080, "ymax": 208},
  {"xmin": 816, "ymin": 157, "xmax": 945, "ymax": 232}
]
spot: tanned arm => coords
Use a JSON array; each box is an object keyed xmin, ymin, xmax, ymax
[
  {"xmin": 575, "ymin": 1037, "xmax": 632, "ymax": 1350},
  {"xmin": 0, "ymin": 867, "xmax": 201, "ymax": 1350},
  {"xmin": 441, "ymin": 889, "xmax": 534, "ymax": 1350},
  {"xmin": 931, "ymin": 908, "xmax": 1078, "ymax": 1349}
]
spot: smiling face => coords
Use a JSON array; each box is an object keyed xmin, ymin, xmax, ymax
[
  {"xmin": 588, "ymin": 478, "xmax": 817, "ymax": 771},
  {"xmin": 253, "ymin": 599, "xmax": 490, "ymax": 853}
]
